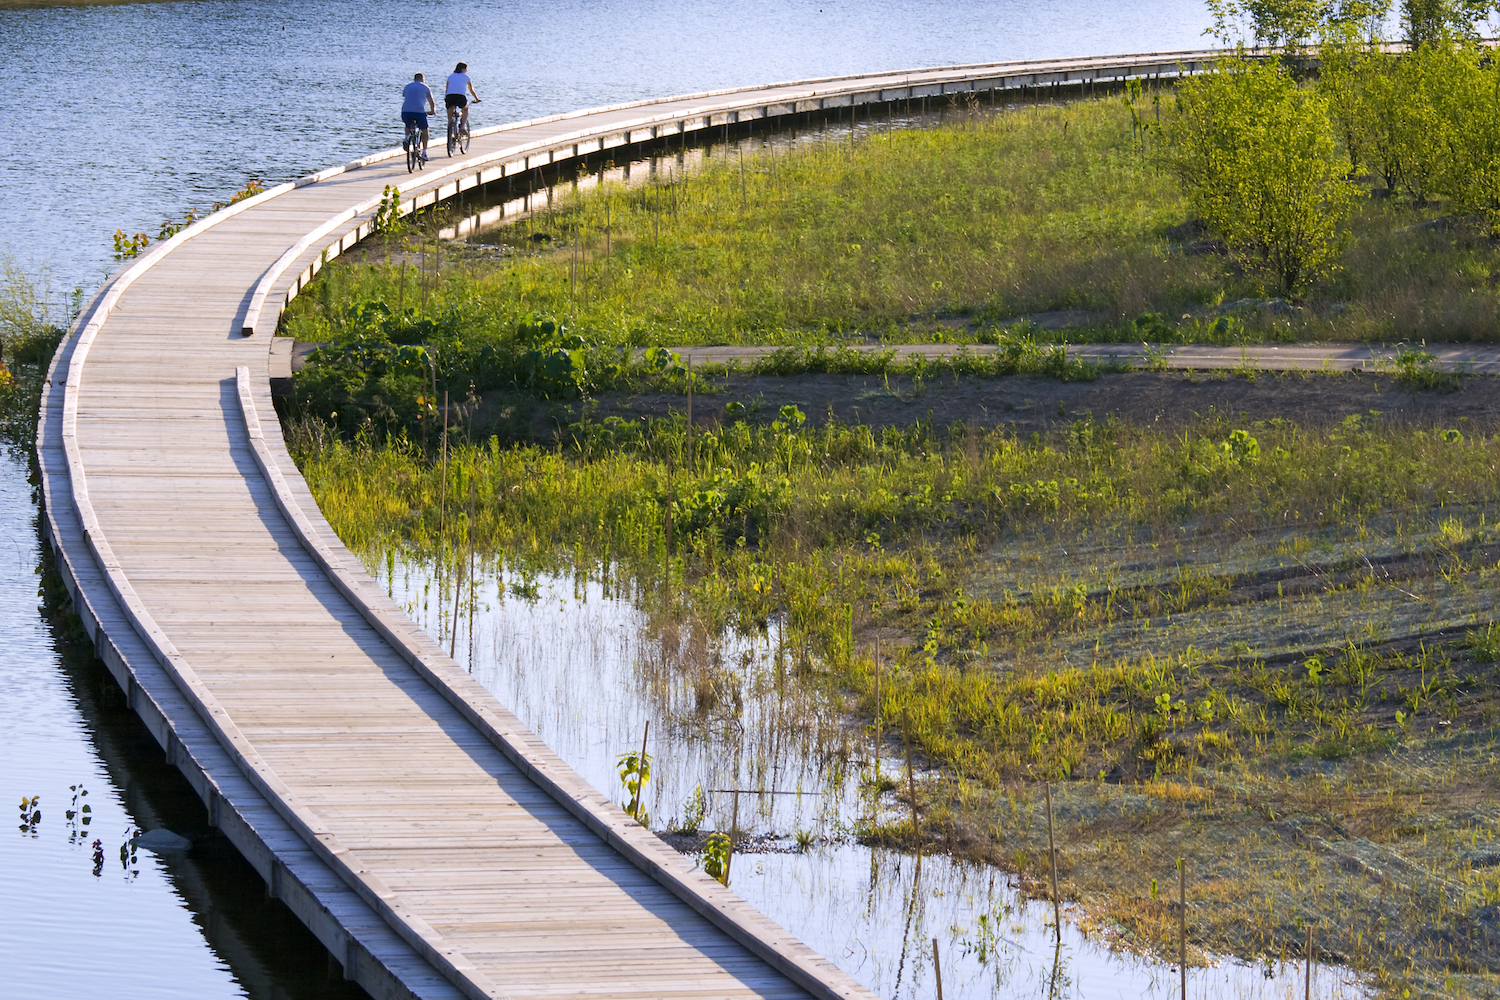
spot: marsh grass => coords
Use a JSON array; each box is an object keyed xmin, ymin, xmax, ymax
[
  {"xmin": 285, "ymin": 85, "xmax": 1500, "ymax": 997},
  {"xmin": 296, "ymin": 406, "xmax": 1500, "ymax": 774},
  {"xmin": 0, "ymin": 257, "xmax": 68, "ymax": 456}
]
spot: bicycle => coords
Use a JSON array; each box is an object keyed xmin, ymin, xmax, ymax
[
  {"xmin": 446, "ymin": 105, "xmax": 470, "ymax": 157},
  {"xmin": 404, "ymin": 119, "xmax": 426, "ymax": 173}
]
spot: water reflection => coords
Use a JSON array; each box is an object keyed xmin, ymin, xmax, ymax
[{"xmin": 380, "ymin": 552, "xmax": 1370, "ymax": 999}]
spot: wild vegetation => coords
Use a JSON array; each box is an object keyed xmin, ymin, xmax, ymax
[
  {"xmin": 272, "ymin": 11, "xmax": 1500, "ymax": 995},
  {"xmin": 0, "ymin": 256, "xmax": 69, "ymax": 456},
  {"xmin": 282, "ymin": 36, "xmax": 1500, "ymax": 442}
]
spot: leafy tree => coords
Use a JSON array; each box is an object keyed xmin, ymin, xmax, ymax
[
  {"xmin": 1205, "ymin": 0, "xmax": 1389, "ymax": 48},
  {"xmin": 1401, "ymin": 0, "xmax": 1497, "ymax": 46},
  {"xmin": 1207, "ymin": 0, "xmax": 1334, "ymax": 47},
  {"xmin": 1316, "ymin": 28, "xmax": 1379, "ymax": 173},
  {"xmin": 1165, "ymin": 58, "xmax": 1356, "ymax": 293},
  {"xmin": 1391, "ymin": 45, "xmax": 1450, "ymax": 201},
  {"xmin": 1422, "ymin": 45, "xmax": 1500, "ymax": 232}
]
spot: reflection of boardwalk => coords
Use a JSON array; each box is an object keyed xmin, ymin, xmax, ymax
[{"xmin": 41, "ymin": 52, "xmax": 1227, "ymax": 1000}]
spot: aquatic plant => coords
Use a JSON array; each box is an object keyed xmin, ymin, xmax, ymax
[
  {"xmin": 615, "ymin": 744, "xmax": 652, "ymax": 825},
  {"xmin": 701, "ymin": 832, "xmax": 731, "ymax": 885}
]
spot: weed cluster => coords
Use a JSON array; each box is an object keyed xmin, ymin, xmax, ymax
[
  {"xmin": 0, "ymin": 257, "xmax": 69, "ymax": 457},
  {"xmin": 297, "ymin": 406, "xmax": 1500, "ymax": 775}
]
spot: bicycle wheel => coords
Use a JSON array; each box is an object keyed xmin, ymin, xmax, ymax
[
  {"xmin": 459, "ymin": 122, "xmax": 470, "ymax": 155},
  {"xmin": 446, "ymin": 115, "xmax": 458, "ymax": 157},
  {"xmin": 406, "ymin": 129, "xmax": 419, "ymax": 173}
]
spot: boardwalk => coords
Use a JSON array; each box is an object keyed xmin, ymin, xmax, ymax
[{"xmin": 41, "ymin": 51, "xmax": 1230, "ymax": 1000}]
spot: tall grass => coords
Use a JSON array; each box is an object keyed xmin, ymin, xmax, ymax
[
  {"xmin": 0, "ymin": 256, "xmax": 69, "ymax": 456},
  {"xmin": 282, "ymin": 98, "xmax": 1195, "ymax": 351},
  {"xmin": 282, "ymin": 93, "xmax": 1500, "ymax": 393},
  {"xmin": 295, "ymin": 408, "xmax": 1500, "ymax": 786}
]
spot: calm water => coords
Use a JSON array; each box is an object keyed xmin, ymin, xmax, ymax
[
  {"xmin": 0, "ymin": 1, "xmax": 1224, "ymax": 995},
  {"xmin": 0, "ymin": 0, "xmax": 1212, "ymax": 304}
]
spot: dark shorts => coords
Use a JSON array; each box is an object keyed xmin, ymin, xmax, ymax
[
  {"xmin": 401, "ymin": 111, "xmax": 429, "ymax": 130},
  {"xmin": 445, "ymin": 94, "xmax": 468, "ymax": 109}
]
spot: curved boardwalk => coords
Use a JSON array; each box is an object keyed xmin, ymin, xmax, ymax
[{"xmin": 40, "ymin": 51, "xmax": 1225, "ymax": 1000}]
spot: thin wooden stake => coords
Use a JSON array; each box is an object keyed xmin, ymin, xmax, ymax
[
  {"xmin": 724, "ymin": 790, "xmax": 740, "ymax": 884},
  {"xmin": 1045, "ymin": 782, "xmax": 1061, "ymax": 944},
  {"xmin": 664, "ymin": 457, "xmax": 674, "ymax": 583},
  {"xmin": 439, "ymin": 390, "xmax": 449, "ymax": 616},
  {"xmin": 686, "ymin": 354, "xmax": 694, "ymax": 474},
  {"xmin": 1179, "ymin": 856, "xmax": 1187, "ymax": 1000},
  {"xmin": 1305, "ymin": 923, "xmax": 1312, "ymax": 1000},
  {"xmin": 932, "ymin": 938, "xmax": 944, "ymax": 1000},
  {"xmin": 634, "ymin": 720, "xmax": 650, "ymax": 822},
  {"xmin": 902, "ymin": 708, "xmax": 920, "ymax": 850},
  {"xmin": 449, "ymin": 470, "xmax": 470, "ymax": 659},
  {"xmin": 873, "ymin": 639, "xmax": 881, "ymax": 784},
  {"xmin": 459, "ymin": 478, "xmax": 476, "ymax": 665}
]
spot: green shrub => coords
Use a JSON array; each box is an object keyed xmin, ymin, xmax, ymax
[{"xmin": 1165, "ymin": 57, "xmax": 1356, "ymax": 294}]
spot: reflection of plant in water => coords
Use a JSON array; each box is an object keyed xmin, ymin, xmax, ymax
[
  {"xmin": 119, "ymin": 827, "xmax": 139, "ymax": 879},
  {"xmin": 65, "ymin": 783, "xmax": 91, "ymax": 843},
  {"xmin": 701, "ymin": 832, "xmax": 731, "ymax": 885},
  {"xmin": 615, "ymin": 748, "xmax": 651, "ymax": 825},
  {"xmin": 90, "ymin": 838, "xmax": 103, "ymax": 878},
  {"xmin": 18, "ymin": 795, "xmax": 40, "ymax": 835}
]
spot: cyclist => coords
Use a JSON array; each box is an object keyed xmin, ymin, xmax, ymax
[
  {"xmin": 402, "ymin": 72, "xmax": 436, "ymax": 162},
  {"xmin": 445, "ymin": 62, "xmax": 481, "ymax": 137}
]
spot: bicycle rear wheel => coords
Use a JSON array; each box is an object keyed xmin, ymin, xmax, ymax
[
  {"xmin": 446, "ymin": 114, "xmax": 457, "ymax": 157},
  {"xmin": 406, "ymin": 129, "xmax": 419, "ymax": 173}
]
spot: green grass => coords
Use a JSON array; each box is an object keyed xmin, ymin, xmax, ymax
[
  {"xmin": 0, "ymin": 256, "xmax": 68, "ymax": 457},
  {"xmin": 282, "ymin": 98, "xmax": 1196, "ymax": 349},
  {"xmin": 293, "ymin": 404, "xmax": 1500, "ymax": 997},
  {"xmin": 279, "ymin": 91, "xmax": 1500, "ymax": 351},
  {"xmin": 293, "ymin": 406, "xmax": 1500, "ymax": 775}
]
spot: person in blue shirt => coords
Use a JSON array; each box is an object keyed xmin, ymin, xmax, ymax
[{"xmin": 402, "ymin": 72, "xmax": 436, "ymax": 162}]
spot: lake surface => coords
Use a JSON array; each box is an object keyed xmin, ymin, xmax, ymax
[
  {"xmin": 0, "ymin": 1, "xmax": 1218, "ymax": 995},
  {"xmin": 0, "ymin": 0, "xmax": 1212, "ymax": 305}
]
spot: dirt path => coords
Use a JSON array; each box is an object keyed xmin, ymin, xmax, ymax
[
  {"xmin": 596, "ymin": 369, "xmax": 1500, "ymax": 434},
  {"xmin": 671, "ymin": 341, "xmax": 1500, "ymax": 372}
]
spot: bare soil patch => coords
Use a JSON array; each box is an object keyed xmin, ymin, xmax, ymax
[{"xmin": 577, "ymin": 370, "xmax": 1500, "ymax": 436}]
